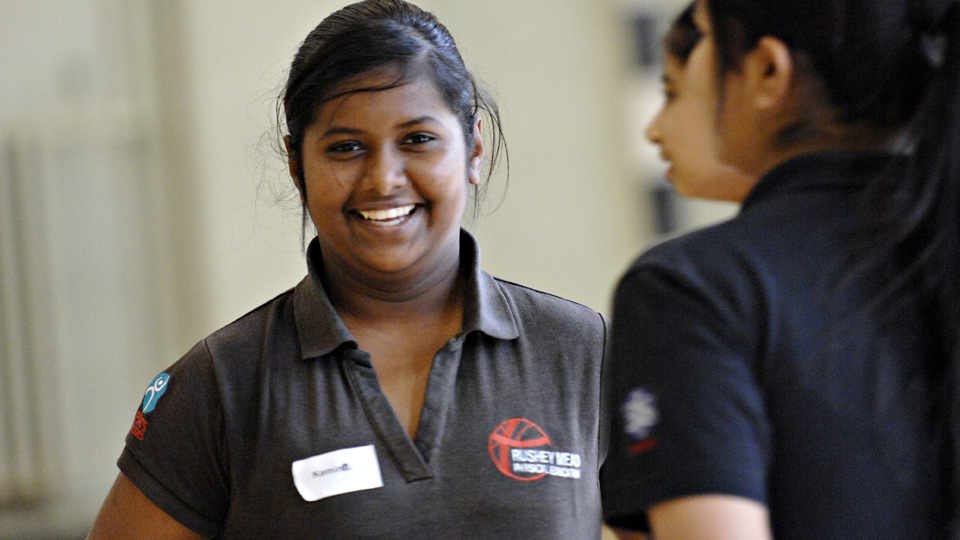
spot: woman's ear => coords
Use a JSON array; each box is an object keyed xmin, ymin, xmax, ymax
[
  {"xmin": 740, "ymin": 36, "xmax": 794, "ymax": 113},
  {"xmin": 468, "ymin": 118, "xmax": 484, "ymax": 186},
  {"xmin": 284, "ymin": 135, "xmax": 305, "ymax": 201}
]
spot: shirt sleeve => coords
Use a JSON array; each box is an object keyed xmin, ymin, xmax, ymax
[
  {"xmin": 117, "ymin": 339, "xmax": 229, "ymax": 537},
  {"xmin": 601, "ymin": 254, "xmax": 771, "ymax": 531},
  {"xmin": 598, "ymin": 312, "xmax": 611, "ymax": 467}
]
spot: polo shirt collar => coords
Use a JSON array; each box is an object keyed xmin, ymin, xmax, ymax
[
  {"xmin": 742, "ymin": 150, "xmax": 898, "ymax": 210},
  {"xmin": 292, "ymin": 242, "xmax": 354, "ymax": 359},
  {"xmin": 293, "ymin": 229, "xmax": 519, "ymax": 360},
  {"xmin": 460, "ymin": 229, "xmax": 520, "ymax": 341}
]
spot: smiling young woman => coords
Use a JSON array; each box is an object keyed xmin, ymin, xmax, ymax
[{"xmin": 85, "ymin": 2, "xmax": 610, "ymax": 539}]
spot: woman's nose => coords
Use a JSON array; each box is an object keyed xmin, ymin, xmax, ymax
[
  {"xmin": 645, "ymin": 110, "xmax": 664, "ymax": 145},
  {"xmin": 363, "ymin": 147, "xmax": 406, "ymax": 193},
  {"xmin": 644, "ymin": 113, "xmax": 663, "ymax": 144}
]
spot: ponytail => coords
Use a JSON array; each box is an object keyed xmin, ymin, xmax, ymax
[
  {"xmin": 859, "ymin": 0, "xmax": 960, "ymax": 530},
  {"xmin": 922, "ymin": 4, "xmax": 960, "ymax": 531}
]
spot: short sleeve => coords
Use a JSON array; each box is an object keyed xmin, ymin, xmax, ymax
[
  {"xmin": 601, "ymin": 257, "xmax": 771, "ymax": 531},
  {"xmin": 118, "ymin": 340, "xmax": 229, "ymax": 537}
]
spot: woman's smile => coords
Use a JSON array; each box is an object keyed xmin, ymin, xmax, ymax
[{"xmin": 355, "ymin": 204, "xmax": 417, "ymax": 225}]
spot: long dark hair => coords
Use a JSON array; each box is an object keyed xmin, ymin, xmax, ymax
[
  {"xmin": 278, "ymin": 0, "xmax": 507, "ymax": 233},
  {"xmin": 706, "ymin": 0, "xmax": 960, "ymax": 529}
]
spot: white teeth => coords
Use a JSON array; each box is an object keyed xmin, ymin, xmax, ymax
[{"xmin": 357, "ymin": 205, "xmax": 415, "ymax": 222}]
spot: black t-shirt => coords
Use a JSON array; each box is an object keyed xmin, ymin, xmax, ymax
[
  {"xmin": 119, "ymin": 230, "xmax": 609, "ymax": 539},
  {"xmin": 602, "ymin": 152, "xmax": 945, "ymax": 539}
]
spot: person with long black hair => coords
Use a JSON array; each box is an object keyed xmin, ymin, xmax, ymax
[
  {"xmin": 602, "ymin": 0, "xmax": 960, "ymax": 538},
  {"xmin": 86, "ymin": 1, "xmax": 608, "ymax": 538}
]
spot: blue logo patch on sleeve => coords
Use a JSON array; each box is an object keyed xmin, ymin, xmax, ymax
[{"xmin": 142, "ymin": 373, "xmax": 170, "ymax": 414}]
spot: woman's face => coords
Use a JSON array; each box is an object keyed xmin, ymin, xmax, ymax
[
  {"xmin": 692, "ymin": 0, "xmax": 771, "ymax": 179},
  {"xmin": 293, "ymin": 72, "xmax": 482, "ymax": 284},
  {"xmin": 645, "ymin": 8, "xmax": 756, "ymax": 202}
]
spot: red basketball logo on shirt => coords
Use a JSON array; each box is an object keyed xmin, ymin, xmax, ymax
[{"xmin": 488, "ymin": 418, "xmax": 552, "ymax": 481}]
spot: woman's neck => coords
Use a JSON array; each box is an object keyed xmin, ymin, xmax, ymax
[
  {"xmin": 751, "ymin": 121, "xmax": 899, "ymax": 179},
  {"xmin": 751, "ymin": 79, "xmax": 901, "ymax": 178},
  {"xmin": 321, "ymin": 246, "xmax": 465, "ymax": 329}
]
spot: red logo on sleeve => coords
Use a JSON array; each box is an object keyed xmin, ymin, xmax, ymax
[{"xmin": 130, "ymin": 410, "xmax": 148, "ymax": 440}]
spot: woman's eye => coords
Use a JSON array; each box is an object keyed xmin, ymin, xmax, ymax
[
  {"xmin": 404, "ymin": 133, "xmax": 436, "ymax": 145},
  {"xmin": 327, "ymin": 141, "xmax": 363, "ymax": 154}
]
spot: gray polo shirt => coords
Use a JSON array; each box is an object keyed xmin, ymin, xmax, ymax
[{"xmin": 119, "ymin": 230, "xmax": 608, "ymax": 539}]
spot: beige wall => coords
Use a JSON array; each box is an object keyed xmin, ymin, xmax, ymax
[{"xmin": 431, "ymin": 0, "xmax": 645, "ymax": 313}]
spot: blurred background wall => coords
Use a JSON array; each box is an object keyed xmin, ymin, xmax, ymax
[{"xmin": 0, "ymin": 0, "xmax": 734, "ymax": 537}]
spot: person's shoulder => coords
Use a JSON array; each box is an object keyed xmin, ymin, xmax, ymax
[
  {"xmin": 203, "ymin": 287, "xmax": 298, "ymax": 353},
  {"xmin": 160, "ymin": 287, "xmax": 300, "ymax": 396},
  {"xmin": 490, "ymin": 276, "xmax": 608, "ymax": 356},
  {"xmin": 631, "ymin": 192, "xmax": 846, "ymax": 284},
  {"xmin": 494, "ymin": 277, "xmax": 601, "ymax": 314},
  {"xmin": 632, "ymin": 218, "xmax": 748, "ymax": 271},
  {"xmin": 617, "ymin": 217, "xmax": 771, "ymax": 307},
  {"xmin": 492, "ymin": 276, "xmax": 607, "ymax": 330}
]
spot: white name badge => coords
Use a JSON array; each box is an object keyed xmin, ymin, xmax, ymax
[{"xmin": 291, "ymin": 445, "xmax": 384, "ymax": 502}]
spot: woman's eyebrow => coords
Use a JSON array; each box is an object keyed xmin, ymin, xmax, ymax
[
  {"xmin": 319, "ymin": 126, "xmax": 363, "ymax": 139},
  {"xmin": 398, "ymin": 116, "xmax": 440, "ymax": 128},
  {"xmin": 318, "ymin": 116, "xmax": 443, "ymax": 139}
]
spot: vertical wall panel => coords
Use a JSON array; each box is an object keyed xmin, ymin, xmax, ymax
[
  {"xmin": 0, "ymin": 138, "xmax": 46, "ymax": 505},
  {"xmin": 0, "ymin": 2, "xmax": 172, "ymax": 537}
]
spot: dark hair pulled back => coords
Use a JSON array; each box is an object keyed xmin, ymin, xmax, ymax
[
  {"xmin": 707, "ymin": 0, "xmax": 960, "ymax": 531},
  {"xmin": 278, "ymin": 0, "xmax": 507, "ymax": 226},
  {"xmin": 664, "ymin": 4, "xmax": 700, "ymax": 66}
]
